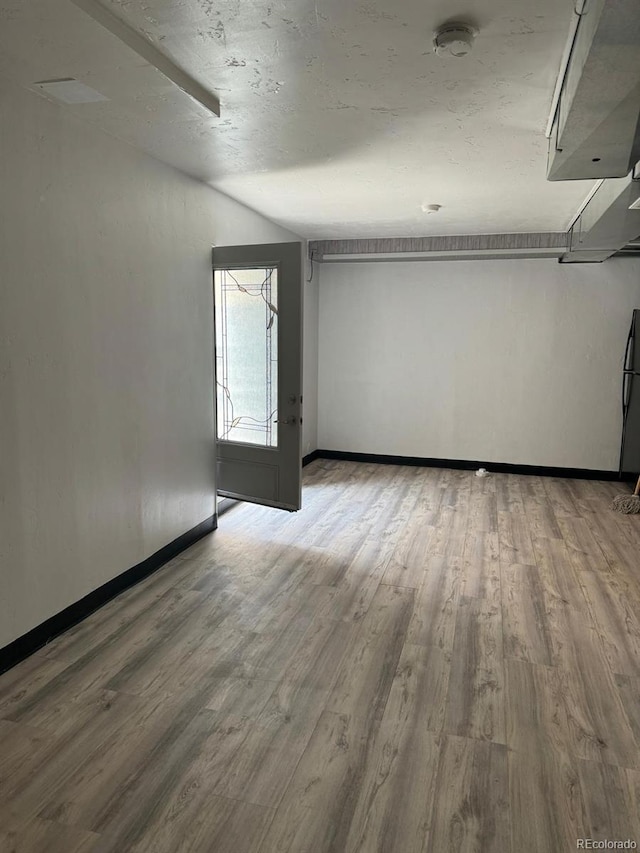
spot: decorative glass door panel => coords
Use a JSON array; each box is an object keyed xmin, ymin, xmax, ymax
[{"xmin": 215, "ymin": 267, "xmax": 279, "ymax": 447}]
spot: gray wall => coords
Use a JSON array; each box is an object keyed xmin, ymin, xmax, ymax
[
  {"xmin": 0, "ymin": 77, "xmax": 300, "ymax": 648},
  {"xmin": 318, "ymin": 257, "xmax": 640, "ymax": 470}
]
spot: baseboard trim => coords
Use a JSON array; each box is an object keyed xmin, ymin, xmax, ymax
[
  {"xmin": 302, "ymin": 449, "xmax": 320, "ymax": 467},
  {"xmin": 314, "ymin": 449, "xmax": 621, "ymax": 481},
  {"xmin": 0, "ymin": 514, "xmax": 217, "ymax": 676}
]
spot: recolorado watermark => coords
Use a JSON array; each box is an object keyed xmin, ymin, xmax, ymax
[{"xmin": 577, "ymin": 841, "xmax": 637, "ymax": 850}]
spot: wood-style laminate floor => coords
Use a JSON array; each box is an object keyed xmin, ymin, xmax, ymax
[{"xmin": 2, "ymin": 460, "xmax": 640, "ymax": 852}]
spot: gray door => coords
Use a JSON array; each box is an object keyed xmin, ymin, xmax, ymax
[{"xmin": 213, "ymin": 242, "xmax": 303, "ymax": 511}]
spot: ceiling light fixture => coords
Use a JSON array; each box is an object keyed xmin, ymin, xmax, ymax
[
  {"xmin": 421, "ymin": 203, "xmax": 442, "ymax": 213},
  {"xmin": 70, "ymin": 0, "xmax": 220, "ymax": 117},
  {"xmin": 433, "ymin": 23, "xmax": 476, "ymax": 58}
]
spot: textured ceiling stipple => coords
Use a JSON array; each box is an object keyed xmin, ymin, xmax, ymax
[{"xmin": 0, "ymin": 0, "xmax": 595, "ymax": 238}]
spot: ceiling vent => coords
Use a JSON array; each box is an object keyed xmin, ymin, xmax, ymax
[
  {"xmin": 33, "ymin": 78, "xmax": 109, "ymax": 104},
  {"xmin": 433, "ymin": 23, "xmax": 476, "ymax": 58}
]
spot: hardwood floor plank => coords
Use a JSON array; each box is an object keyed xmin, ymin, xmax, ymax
[
  {"xmin": 341, "ymin": 716, "xmax": 439, "ymax": 853},
  {"xmin": 564, "ymin": 479, "xmax": 604, "ymax": 516},
  {"xmin": 524, "ymin": 501, "xmax": 563, "ymax": 541},
  {"xmin": 381, "ymin": 524, "xmax": 435, "ymax": 590},
  {"xmin": 103, "ymin": 598, "xmax": 244, "ymax": 696},
  {"xmin": 555, "ymin": 516, "xmax": 612, "ymax": 573},
  {"xmin": 614, "ymin": 674, "xmax": 640, "ymax": 749},
  {"xmin": 37, "ymin": 697, "xmax": 247, "ymax": 833},
  {"xmin": 427, "ymin": 735, "xmax": 510, "ymax": 853},
  {"xmin": 444, "ymin": 596, "xmax": 505, "ymax": 744},
  {"xmin": 41, "ymin": 558, "xmax": 205, "ymax": 663},
  {"xmin": 531, "ymin": 535, "xmax": 587, "ymax": 609},
  {"xmin": 461, "ymin": 531, "xmax": 501, "ymax": 602},
  {"xmin": 326, "ymin": 584, "xmax": 415, "ymax": 724},
  {"xmin": 519, "ymin": 475, "xmax": 551, "ymax": 505},
  {"xmin": 69, "ymin": 703, "xmax": 251, "ymax": 842},
  {"xmin": 127, "ymin": 797, "xmax": 273, "ymax": 853},
  {"xmin": 577, "ymin": 760, "xmax": 640, "ymax": 845},
  {"xmin": 508, "ymin": 748, "xmax": 585, "ymax": 853},
  {"xmin": 545, "ymin": 603, "xmax": 638, "ymax": 767},
  {"xmin": 0, "ymin": 655, "xmax": 69, "ymax": 713},
  {"xmin": 584, "ymin": 512, "xmax": 640, "ymax": 584},
  {"xmin": 213, "ymin": 683, "xmax": 329, "ymax": 808},
  {"xmin": 383, "ymin": 642, "xmax": 450, "ymax": 735},
  {"xmin": 138, "ymin": 623, "xmax": 256, "ymax": 693},
  {"xmin": 579, "ymin": 570, "xmax": 640, "ymax": 679},
  {"xmin": 0, "ymin": 719, "xmax": 53, "ymax": 795},
  {"xmin": 467, "ymin": 479, "xmax": 498, "ymax": 533},
  {"xmin": 542, "ymin": 477, "xmax": 581, "ymax": 519},
  {"xmin": 236, "ymin": 615, "xmax": 319, "ymax": 682},
  {"xmin": 2, "ymin": 690, "xmax": 154, "ymax": 821},
  {"xmin": 204, "ymin": 677, "xmax": 278, "ymax": 718},
  {"xmin": 277, "ymin": 617, "xmax": 353, "ymax": 690},
  {"xmin": 406, "ymin": 555, "xmax": 461, "ymax": 652},
  {"xmin": 4, "ymin": 688, "xmax": 125, "ymax": 739},
  {"xmin": 501, "ymin": 563, "xmax": 554, "ymax": 665},
  {"xmin": 494, "ymin": 474, "xmax": 525, "ymax": 515},
  {"xmin": 497, "ymin": 511, "xmax": 536, "ymax": 566},
  {"xmin": 429, "ymin": 505, "xmax": 469, "ymax": 559},
  {"xmin": 625, "ymin": 769, "xmax": 640, "ymax": 838},
  {"xmin": 327, "ymin": 536, "xmax": 396, "ymax": 623},
  {"xmin": 8, "ymin": 588, "xmax": 209, "ymax": 714},
  {"xmin": 261, "ymin": 638, "xmax": 448, "ymax": 853},
  {"xmin": 257, "ymin": 710, "xmax": 376, "ymax": 853},
  {"xmin": 505, "ymin": 659, "xmax": 587, "ymax": 853},
  {"xmin": 219, "ymin": 551, "xmax": 315, "ymax": 634},
  {"xmin": 505, "ymin": 657, "xmax": 575, "ymax": 752},
  {"xmin": 0, "ymin": 813, "xmax": 99, "ymax": 853},
  {"xmin": 260, "ymin": 708, "xmax": 439, "ymax": 853},
  {"xmin": 355, "ymin": 465, "xmax": 420, "ymax": 531}
]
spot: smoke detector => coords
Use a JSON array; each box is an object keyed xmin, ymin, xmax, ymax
[{"xmin": 433, "ymin": 22, "xmax": 476, "ymax": 58}]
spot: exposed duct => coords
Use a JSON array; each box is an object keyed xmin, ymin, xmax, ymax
[
  {"xmin": 547, "ymin": 0, "xmax": 640, "ymax": 182},
  {"xmin": 561, "ymin": 167, "xmax": 640, "ymax": 262},
  {"xmin": 309, "ymin": 233, "xmax": 568, "ymax": 263}
]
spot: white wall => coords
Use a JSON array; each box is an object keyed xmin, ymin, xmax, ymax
[
  {"xmin": 318, "ymin": 257, "xmax": 640, "ymax": 470},
  {"xmin": 303, "ymin": 258, "xmax": 320, "ymax": 457},
  {"xmin": 0, "ymin": 76, "xmax": 302, "ymax": 649}
]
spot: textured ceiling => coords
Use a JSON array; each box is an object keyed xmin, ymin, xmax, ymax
[{"xmin": 0, "ymin": 0, "xmax": 595, "ymax": 237}]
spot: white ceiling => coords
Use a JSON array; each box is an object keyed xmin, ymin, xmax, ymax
[{"xmin": 0, "ymin": 0, "xmax": 595, "ymax": 238}]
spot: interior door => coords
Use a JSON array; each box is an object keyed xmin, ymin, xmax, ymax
[{"xmin": 213, "ymin": 242, "xmax": 303, "ymax": 510}]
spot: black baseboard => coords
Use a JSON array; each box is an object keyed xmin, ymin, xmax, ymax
[
  {"xmin": 0, "ymin": 514, "xmax": 217, "ymax": 677},
  {"xmin": 302, "ymin": 449, "xmax": 320, "ymax": 467},
  {"xmin": 314, "ymin": 449, "xmax": 622, "ymax": 481}
]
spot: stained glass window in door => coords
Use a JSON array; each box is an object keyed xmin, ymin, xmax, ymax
[{"xmin": 214, "ymin": 267, "xmax": 278, "ymax": 447}]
